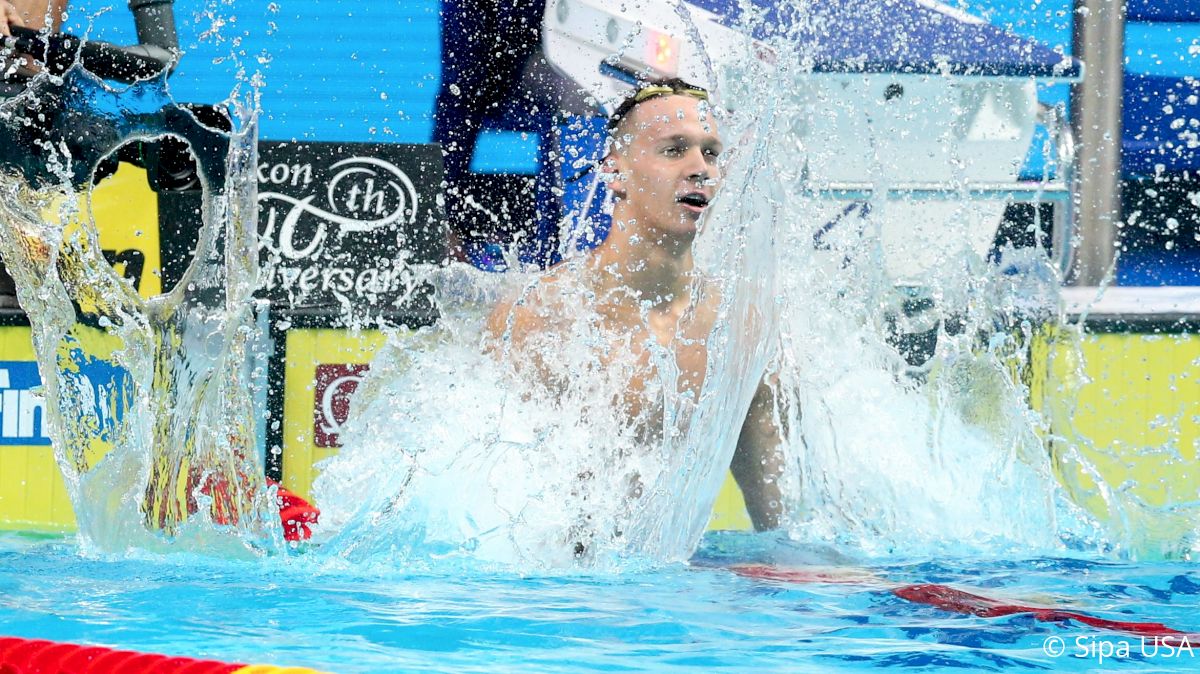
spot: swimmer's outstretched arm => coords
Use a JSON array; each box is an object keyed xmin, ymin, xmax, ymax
[{"xmin": 731, "ymin": 378, "xmax": 785, "ymax": 531}]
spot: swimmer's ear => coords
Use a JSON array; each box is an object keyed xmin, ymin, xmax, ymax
[{"xmin": 602, "ymin": 154, "xmax": 627, "ymax": 199}]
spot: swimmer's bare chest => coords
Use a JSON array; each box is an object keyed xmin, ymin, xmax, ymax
[
  {"xmin": 595, "ymin": 291, "xmax": 717, "ymax": 423},
  {"xmin": 488, "ymin": 274, "xmax": 719, "ymax": 419}
]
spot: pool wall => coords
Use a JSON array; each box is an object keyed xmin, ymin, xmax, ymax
[{"xmin": 1037, "ymin": 289, "xmax": 1200, "ymax": 546}]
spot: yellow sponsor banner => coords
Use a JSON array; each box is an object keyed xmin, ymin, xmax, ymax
[
  {"xmin": 1059, "ymin": 333, "xmax": 1199, "ymax": 504},
  {"xmin": 89, "ymin": 163, "xmax": 164, "ymax": 298},
  {"xmin": 710, "ymin": 476, "xmax": 754, "ymax": 531}
]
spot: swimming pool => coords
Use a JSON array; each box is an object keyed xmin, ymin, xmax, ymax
[{"xmin": 3, "ymin": 530, "xmax": 1198, "ymax": 672}]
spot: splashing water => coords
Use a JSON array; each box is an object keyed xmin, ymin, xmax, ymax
[
  {"xmin": 311, "ymin": 5, "xmax": 1100, "ymax": 567},
  {"xmin": 2, "ymin": 2, "xmax": 1195, "ymax": 569},
  {"xmin": 719, "ymin": 9, "xmax": 1191, "ymax": 559},
  {"xmin": 723, "ymin": 19, "xmax": 1086, "ymax": 556},
  {"xmin": 314, "ymin": 105, "xmax": 782, "ymax": 570},
  {"xmin": 0, "ymin": 67, "xmax": 276, "ymax": 555}
]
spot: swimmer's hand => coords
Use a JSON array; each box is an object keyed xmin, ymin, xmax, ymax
[
  {"xmin": 0, "ymin": 2, "xmax": 21, "ymax": 36},
  {"xmin": 1, "ymin": 1, "xmax": 33, "ymax": 79}
]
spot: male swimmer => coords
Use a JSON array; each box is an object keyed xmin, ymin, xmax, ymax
[{"xmin": 486, "ymin": 78, "xmax": 785, "ymax": 531}]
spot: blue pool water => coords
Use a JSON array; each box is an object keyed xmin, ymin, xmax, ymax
[{"xmin": 3, "ymin": 531, "xmax": 1198, "ymax": 672}]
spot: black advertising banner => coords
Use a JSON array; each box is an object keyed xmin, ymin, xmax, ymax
[
  {"xmin": 256, "ymin": 141, "xmax": 445, "ymax": 321},
  {"xmin": 158, "ymin": 141, "xmax": 445, "ymax": 327}
]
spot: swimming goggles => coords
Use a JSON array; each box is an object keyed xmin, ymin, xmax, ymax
[{"xmin": 631, "ymin": 84, "xmax": 709, "ymax": 103}]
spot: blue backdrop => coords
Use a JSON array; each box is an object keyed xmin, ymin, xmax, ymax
[{"xmin": 65, "ymin": 0, "xmax": 539, "ymax": 173}]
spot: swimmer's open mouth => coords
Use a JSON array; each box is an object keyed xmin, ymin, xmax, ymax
[{"xmin": 677, "ymin": 193, "xmax": 710, "ymax": 209}]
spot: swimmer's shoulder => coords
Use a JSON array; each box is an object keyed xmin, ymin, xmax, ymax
[{"xmin": 484, "ymin": 263, "xmax": 573, "ymax": 343}]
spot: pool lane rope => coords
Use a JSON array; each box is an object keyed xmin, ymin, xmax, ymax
[
  {"xmin": 731, "ymin": 564, "xmax": 1199, "ymax": 648},
  {"xmin": 0, "ymin": 637, "xmax": 327, "ymax": 674}
]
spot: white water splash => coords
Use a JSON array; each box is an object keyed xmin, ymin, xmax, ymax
[
  {"xmin": 4, "ymin": 0, "xmax": 1190, "ymax": 568},
  {"xmin": 315, "ymin": 3, "xmax": 1107, "ymax": 566},
  {"xmin": 314, "ymin": 136, "xmax": 782, "ymax": 569},
  {"xmin": 0, "ymin": 68, "xmax": 277, "ymax": 555}
]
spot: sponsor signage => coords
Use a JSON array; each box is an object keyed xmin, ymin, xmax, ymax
[
  {"xmin": 256, "ymin": 141, "xmax": 445, "ymax": 319},
  {"xmin": 0, "ymin": 362, "xmax": 49, "ymax": 446},
  {"xmin": 312, "ymin": 363, "xmax": 369, "ymax": 448},
  {"xmin": 277, "ymin": 328, "xmax": 388, "ymax": 498}
]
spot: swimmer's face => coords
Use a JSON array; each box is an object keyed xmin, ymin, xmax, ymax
[{"xmin": 607, "ymin": 95, "xmax": 722, "ymax": 238}]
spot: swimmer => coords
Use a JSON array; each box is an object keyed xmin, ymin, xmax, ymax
[{"xmin": 486, "ymin": 78, "xmax": 785, "ymax": 531}]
